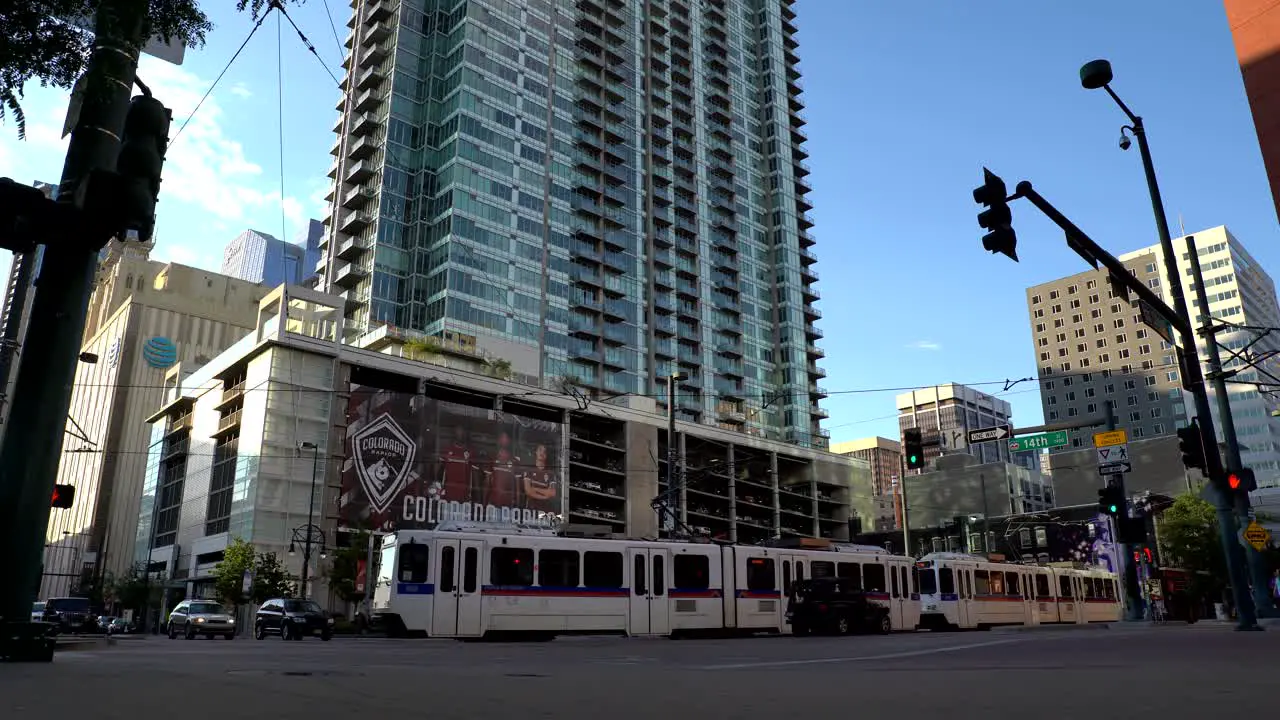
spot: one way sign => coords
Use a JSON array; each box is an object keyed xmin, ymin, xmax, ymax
[
  {"xmin": 1096, "ymin": 443, "xmax": 1131, "ymax": 475},
  {"xmin": 966, "ymin": 425, "xmax": 1011, "ymax": 444}
]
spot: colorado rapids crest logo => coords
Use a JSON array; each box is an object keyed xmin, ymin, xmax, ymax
[{"xmin": 351, "ymin": 413, "xmax": 417, "ymax": 514}]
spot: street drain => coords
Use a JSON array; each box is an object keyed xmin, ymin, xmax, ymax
[
  {"xmin": 505, "ymin": 673, "xmax": 548, "ymax": 678},
  {"xmin": 226, "ymin": 669, "xmax": 362, "ymax": 678}
]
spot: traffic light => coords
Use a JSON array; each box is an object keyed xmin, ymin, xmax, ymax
[
  {"xmin": 51, "ymin": 484, "xmax": 75, "ymax": 509},
  {"xmin": 1226, "ymin": 468, "xmax": 1257, "ymax": 494},
  {"xmin": 1176, "ymin": 420, "xmax": 1207, "ymax": 473},
  {"xmin": 1097, "ymin": 484, "xmax": 1123, "ymax": 516},
  {"xmin": 904, "ymin": 427, "xmax": 925, "ymax": 470},
  {"xmin": 115, "ymin": 94, "xmax": 172, "ymax": 242},
  {"xmin": 973, "ymin": 167, "xmax": 1018, "ymax": 262}
]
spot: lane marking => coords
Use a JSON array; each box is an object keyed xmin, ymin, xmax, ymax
[{"xmin": 697, "ymin": 638, "xmax": 1025, "ymax": 670}]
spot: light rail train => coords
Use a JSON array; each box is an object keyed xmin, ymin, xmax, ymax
[{"xmin": 370, "ymin": 525, "xmax": 1120, "ymax": 639}]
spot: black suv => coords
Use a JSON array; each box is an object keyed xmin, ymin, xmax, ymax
[
  {"xmin": 786, "ymin": 578, "xmax": 893, "ymax": 636},
  {"xmin": 254, "ymin": 598, "xmax": 333, "ymax": 641},
  {"xmin": 42, "ymin": 597, "xmax": 96, "ymax": 635}
]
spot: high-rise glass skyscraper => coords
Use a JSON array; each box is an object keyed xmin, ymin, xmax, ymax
[{"xmin": 322, "ymin": 0, "xmax": 827, "ymax": 447}]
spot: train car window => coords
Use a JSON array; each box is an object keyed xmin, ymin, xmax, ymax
[
  {"xmin": 634, "ymin": 555, "xmax": 647, "ymax": 596},
  {"xmin": 1035, "ymin": 574, "xmax": 1051, "ymax": 599},
  {"xmin": 439, "ymin": 546, "xmax": 456, "ymax": 593},
  {"xmin": 918, "ymin": 567, "xmax": 937, "ymax": 595},
  {"xmin": 811, "ymin": 561, "xmax": 835, "ymax": 579},
  {"xmin": 938, "ymin": 567, "xmax": 954, "ymax": 594},
  {"xmin": 1109, "ymin": 579, "xmax": 1118, "ymax": 600},
  {"xmin": 1006, "ymin": 572, "xmax": 1020, "ymax": 596},
  {"xmin": 782, "ymin": 561, "xmax": 792, "ymax": 596},
  {"xmin": 836, "ymin": 562, "xmax": 862, "ymax": 589},
  {"xmin": 583, "ymin": 551, "xmax": 624, "ymax": 588},
  {"xmin": 673, "ymin": 554, "xmax": 710, "ymax": 590},
  {"xmin": 491, "ymin": 547, "xmax": 535, "ymax": 586},
  {"xmin": 539, "ymin": 549, "xmax": 580, "ymax": 588},
  {"xmin": 911, "ymin": 566, "xmax": 920, "ymax": 595},
  {"xmin": 653, "ymin": 556, "xmax": 665, "ymax": 597},
  {"xmin": 863, "ymin": 563, "xmax": 886, "ymax": 592},
  {"xmin": 890, "ymin": 567, "xmax": 899, "ymax": 598},
  {"xmin": 975, "ymin": 570, "xmax": 991, "ymax": 595},
  {"xmin": 463, "ymin": 547, "xmax": 478, "ymax": 593},
  {"xmin": 901, "ymin": 567, "xmax": 910, "ymax": 595},
  {"xmin": 1059, "ymin": 575, "xmax": 1073, "ymax": 598},
  {"xmin": 398, "ymin": 542, "xmax": 430, "ymax": 584},
  {"xmin": 746, "ymin": 557, "xmax": 775, "ymax": 591}
]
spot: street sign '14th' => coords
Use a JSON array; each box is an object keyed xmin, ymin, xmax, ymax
[{"xmin": 1008, "ymin": 431, "xmax": 1069, "ymax": 452}]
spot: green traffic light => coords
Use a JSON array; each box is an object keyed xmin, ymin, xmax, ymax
[
  {"xmin": 909, "ymin": 455, "xmax": 918, "ymax": 464},
  {"xmin": 1108, "ymin": 504, "xmax": 1118, "ymax": 513}
]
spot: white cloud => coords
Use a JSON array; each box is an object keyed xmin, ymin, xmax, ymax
[
  {"xmin": 228, "ymin": 82, "xmax": 252, "ymax": 99},
  {"xmin": 906, "ymin": 340, "xmax": 941, "ymax": 351}
]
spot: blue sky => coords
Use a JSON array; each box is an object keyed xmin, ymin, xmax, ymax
[{"xmin": 0, "ymin": 1, "xmax": 1275, "ymax": 446}]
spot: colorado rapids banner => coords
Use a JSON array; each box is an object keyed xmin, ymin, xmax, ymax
[{"xmin": 339, "ymin": 383, "xmax": 563, "ymax": 532}]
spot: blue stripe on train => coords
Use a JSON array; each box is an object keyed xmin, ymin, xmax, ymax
[{"xmin": 397, "ymin": 582, "xmax": 436, "ymax": 594}]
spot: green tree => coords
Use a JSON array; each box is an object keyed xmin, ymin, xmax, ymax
[
  {"xmin": 485, "ymin": 358, "xmax": 513, "ymax": 380},
  {"xmin": 212, "ymin": 537, "xmax": 255, "ymax": 609},
  {"xmin": 1159, "ymin": 493, "xmax": 1226, "ymax": 597},
  {"xmin": 251, "ymin": 551, "xmax": 295, "ymax": 604},
  {"xmin": 403, "ymin": 336, "xmax": 442, "ymax": 361},
  {"xmin": 111, "ymin": 562, "xmax": 164, "ymax": 615},
  {"xmin": 325, "ymin": 532, "xmax": 372, "ymax": 605},
  {"xmin": 0, "ymin": 0, "xmax": 301, "ymax": 138}
]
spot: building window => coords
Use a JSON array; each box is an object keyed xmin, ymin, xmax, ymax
[
  {"xmin": 1153, "ymin": 423, "xmax": 1165, "ymax": 434},
  {"xmin": 1031, "ymin": 294, "xmax": 1042, "ymax": 304}
]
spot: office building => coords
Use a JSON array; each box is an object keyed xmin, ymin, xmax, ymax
[
  {"xmin": 136, "ymin": 285, "xmax": 860, "ymax": 609},
  {"xmin": 39, "ymin": 250, "xmax": 271, "ymax": 599},
  {"xmin": 298, "ymin": 219, "xmax": 324, "ymax": 288},
  {"xmin": 1153, "ymin": 226, "xmax": 1280, "ymax": 485},
  {"xmin": 322, "ymin": 0, "xmax": 826, "ymax": 447},
  {"xmin": 831, "ymin": 436, "xmax": 902, "ymax": 530},
  {"xmin": 1225, "ymin": 0, "xmax": 1280, "ymax": 223},
  {"xmin": 221, "ymin": 229, "xmax": 312, "ymax": 288},
  {"xmin": 1027, "ymin": 226, "xmax": 1280, "ymax": 486},
  {"xmin": 0, "ymin": 181, "xmax": 56, "ymax": 433},
  {"xmin": 896, "ymin": 384, "xmax": 1013, "ymax": 468},
  {"xmin": 1026, "ymin": 249, "xmax": 1184, "ymax": 451}
]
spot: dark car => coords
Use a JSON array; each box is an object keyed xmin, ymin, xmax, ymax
[
  {"xmin": 254, "ymin": 598, "xmax": 333, "ymax": 641},
  {"xmin": 42, "ymin": 597, "xmax": 96, "ymax": 634},
  {"xmin": 786, "ymin": 578, "xmax": 892, "ymax": 636}
]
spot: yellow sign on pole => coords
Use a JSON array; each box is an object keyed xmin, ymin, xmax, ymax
[
  {"xmin": 1244, "ymin": 521, "xmax": 1271, "ymax": 552},
  {"xmin": 1093, "ymin": 429, "xmax": 1128, "ymax": 448}
]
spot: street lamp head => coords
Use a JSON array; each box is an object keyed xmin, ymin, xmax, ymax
[
  {"xmin": 298, "ymin": 441, "xmax": 318, "ymax": 451},
  {"xmin": 1080, "ymin": 59, "xmax": 1113, "ymax": 90}
]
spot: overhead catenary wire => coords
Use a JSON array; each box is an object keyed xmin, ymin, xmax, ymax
[
  {"xmin": 276, "ymin": 10, "xmax": 288, "ymax": 248},
  {"xmin": 318, "ymin": 0, "xmax": 349, "ymax": 68},
  {"xmin": 274, "ymin": 1, "xmax": 343, "ymax": 87},
  {"xmin": 170, "ymin": 7, "xmax": 275, "ymax": 145}
]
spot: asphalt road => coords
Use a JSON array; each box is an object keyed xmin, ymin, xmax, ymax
[{"xmin": 4, "ymin": 624, "xmax": 1274, "ymax": 719}]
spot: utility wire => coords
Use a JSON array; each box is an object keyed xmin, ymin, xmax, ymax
[
  {"xmin": 275, "ymin": 2, "xmax": 343, "ymax": 87},
  {"xmin": 171, "ymin": 8, "xmax": 274, "ymax": 145},
  {"xmin": 319, "ymin": 0, "xmax": 348, "ymax": 67},
  {"xmin": 276, "ymin": 10, "xmax": 288, "ymax": 248}
]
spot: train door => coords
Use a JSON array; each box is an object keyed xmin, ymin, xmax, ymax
[
  {"xmin": 1021, "ymin": 570, "xmax": 1039, "ymax": 626},
  {"xmin": 431, "ymin": 538, "xmax": 485, "ymax": 637},
  {"xmin": 780, "ymin": 554, "xmax": 806, "ymax": 631},
  {"xmin": 888, "ymin": 562, "xmax": 904, "ymax": 629},
  {"xmin": 627, "ymin": 547, "xmax": 671, "ymax": 636},
  {"xmin": 956, "ymin": 565, "xmax": 974, "ymax": 628}
]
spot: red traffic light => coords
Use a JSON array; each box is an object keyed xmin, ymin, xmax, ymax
[
  {"xmin": 51, "ymin": 483, "xmax": 75, "ymax": 508},
  {"xmin": 1229, "ymin": 473, "xmax": 1241, "ymax": 490}
]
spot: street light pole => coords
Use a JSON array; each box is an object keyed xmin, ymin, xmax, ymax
[
  {"xmin": 298, "ymin": 442, "xmax": 320, "ymax": 598},
  {"xmin": 1081, "ymin": 59, "xmax": 1258, "ymax": 629}
]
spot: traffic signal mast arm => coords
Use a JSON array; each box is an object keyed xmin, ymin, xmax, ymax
[
  {"xmin": 1008, "ymin": 179, "xmax": 1187, "ymax": 335},
  {"xmin": 1012, "ymin": 181, "xmax": 1191, "ymax": 339}
]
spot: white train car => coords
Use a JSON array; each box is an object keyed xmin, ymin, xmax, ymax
[
  {"xmin": 915, "ymin": 552, "xmax": 1121, "ymax": 630},
  {"xmin": 370, "ymin": 526, "xmax": 921, "ymax": 639}
]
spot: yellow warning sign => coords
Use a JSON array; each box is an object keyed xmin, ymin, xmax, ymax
[
  {"xmin": 1093, "ymin": 429, "xmax": 1128, "ymax": 448},
  {"xmin": 1244, "ymin": 521, "xmax": 1271, "ymax": 552}
]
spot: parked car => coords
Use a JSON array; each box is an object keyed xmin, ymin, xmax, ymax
[
  {"xmin": 785, "ymin": 578, "xmax": 893, "ymax": 636},
  {"xmin": 42, "ymin": 597, "xmax": 96, "ymax": 634},
  {"xmin": 31, "ymin": 602, "xmax": 45, "ymax": 623},
  {"xmin": 254, "ymin": 598, "xmax": 333, "ymax": 641},
  {"xmin": 98, "ymin": 616, "xmax": 130, "ymax": 634},
  {"xmin": 166, "ymin": 600, "xmax": 236, "ymax": 640}
]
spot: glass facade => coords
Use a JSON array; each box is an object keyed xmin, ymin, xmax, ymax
[{"xmin": 323, "ymin": 0, "xmax": 826, "ymax": 447}]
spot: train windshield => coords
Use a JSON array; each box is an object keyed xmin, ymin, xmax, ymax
[{"xmin": 918, "ymin": 568, "xmax": 938, "ymax": 595}]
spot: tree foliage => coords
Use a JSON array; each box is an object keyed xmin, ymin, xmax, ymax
[
  {"xmin": 0, "ymin": 0, "xmax": 302, "ymax": 138},
  {"xmin": 111, "ymin": 562, "xmax": 164, "ymax": 612},
  {"xmin": 251, "ymin": 551, "xmax": 295, "ymax": 604},
  {"xmin": 325, "ymin": 532, "xmax": 372, "ymax": 604},
  {"xmin": 1159, "ymin": 494, "xmax": 1225, "ymax": 586},
  {"xmin": 212, "ymin": 536, "xmax": 256, "ymax": 607}
]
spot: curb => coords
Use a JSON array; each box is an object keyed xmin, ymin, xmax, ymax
[{"xmin": 990, "ymin": 623, "xmax": 1111, "ymax": 633}]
